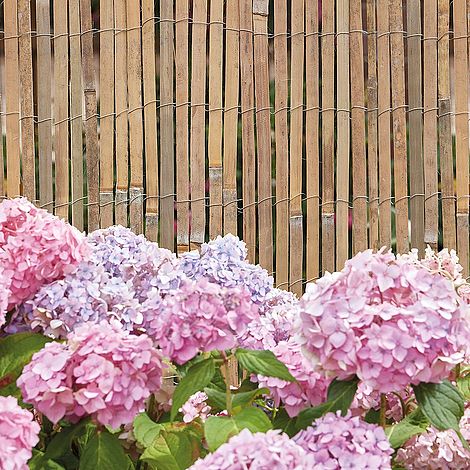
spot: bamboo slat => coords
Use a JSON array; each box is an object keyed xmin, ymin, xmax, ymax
[
  {"xmin": 208, "ymin": 0, "xmax": 224, "ymax": 240},
  {"xmin": 0, "ymin": 88, "xmax": 3, "ymax": 198},
  {"xmin": 223, "ymin": 0, "xmax": 240, "ymax": 237},
  {"xmin": 274, "ymin": 0, "xmax": 289, "ymax": 288},
  {"xmin": 53, "ymin": 0, "xmax": 69, "ymax": 220},
  {"xmin": 336, "ymin": 0, "xmax": 350, "ymax": 268},
  {"xmin": 99, "ymin": 0, "xmax": 115, "ymax": 228},
  {"xmin": 253, "ymin": 0, "xmax": 273, "ymax": 274},
  {"xmin": 289, "ymin": 0, "xmax": 304, "ymax": 294},
  {"xmin": 142, "ymin": 0, "xmax": 158, "ymax": 241},
  {"xmin": 69, "ymin": 0, "xmax": 84, "ymax": 230},
  {"xmin": 407, "ymin": 0, "xmax": 425, "ymax": 253},
  {"xmin": 453, "ymin": 0, "xmax": 469, "ymax": 274},
  {"xmin": 18, "ymin": 0, "xmax": 35, "ymax": 202},
  {"xmin": 376, "ymin": 0, "xmax": 392, "ymax": 248},
  {"xmin": 437, "ymin": 0, "xmax": 456, "ymax": 249},
  {"xmin": 4, "ymin": 0, "xmax": 21, "ymax": 197},
  {"xmin": 321, "ymin": 0, "xmax": 335, "ymax": 272},
  {"xmin": 190, "ymin": 0, "xmax": 208, "ymax": 249},
  {"xmin": 423, "ymin": 0, "xmax": 438, "ymax": 250},
  {"xmin": 350, "ymin": 0, "xmax": 367, "ymax": 255},
  {"xmin": 81, "ymin": 0, "xmax": 100, "ymax": 231},
  {"xmin": 176, "ymin": 0, "xmax": 190, "ymax": 252},
  {"xmin": 389, "ymin": 0, "xmax": 409, "ymax": 254},
  {"xmin": 114, "ymin": 0, "xmax": 129, "ymax": 227}
]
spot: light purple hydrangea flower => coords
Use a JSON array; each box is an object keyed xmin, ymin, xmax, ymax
[
  {"xmin": 296, "ymin": 249, "xmax": 470, "ymax": 393},
  {"xmin": 18, "ymin": 321, "xmax": 163, "ymax": 428},
  {"xmin": 189, "ymin": 429, "xmax": 315, "ymax": 469},
  {"xmin": 0, "ymin": 395, "xmax": 40, "ymax": 470},
  {"xmin": 294, "ymin": 411, "xmax": 393, "ymax": 469},
  {"xmin": 179, "ymin": 391, "xmax": 211, "ymax": 423}
]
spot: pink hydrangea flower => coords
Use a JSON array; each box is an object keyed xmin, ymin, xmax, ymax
[
  {"xmin": 18, "ymin": 321, "xmax": 163, "ymax": 428},
  {"xmin": 396, "ymin": 407, "xmax": 470, "ymax": 469},
  {"xmin": 189, "ymin": 429, "xmax": 315, "ymax": 469},
  {"xmin": 0, "ymin": 395, "xmax": 40, "ymax": 470},
  {"xmin": 0, "ymin": 266, "xmax": 11, "ymax": 327},
  {"xmin": 296, "ymin": 249, "xmax": 470, "ymax": 393},
  {"xmin": 256, "ymin": 340, "xmax": 329, "ymax": 417},
  {"xmin": 0, "ymin": 198, "xmax": 88, "ymax": 310},
  {"xmin": 179, "ymin": 392, "xmax": 211, "ymax": 423},
  {"xmin": 294, "ymin": 411, "xmax": 393, "ymax": 469},
  {"xmin": 147, "ymin": 278, "xmax": 259, "ymax": 364}
]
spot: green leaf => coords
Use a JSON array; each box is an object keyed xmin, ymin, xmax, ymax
[
  {"xmin": 29, "ymin": 450, "xmax": 65, "ymax": 470},
  {"xmin": 171, "ymin": 358, "xmax": 216, "ymax": 420},
  {"xmin": 385, "ymin": 409, "xmax": 429, "ymax": 449},
  {"xmin": 79, "ymin": 430, "xmax": 129, "ymax": 470},
  {"xmin": 204, "ymin": 387, "xmax": 228, "ymax": 410},
  {"xmin": 235, "ymin": 349, "xmax": 295, "ymax": 382},
  {"xmin": 413, "ymin": 381, "xmax": 464, "ymax": 432},
  {"xmin": 232, "ymin": 388, "xmax": 270, "ymax": 410},
  {"xmin": 272, "ymin": 408, "xmax": 298, "ymax": 437},
  {"xmin": 133, "ymin": 413, "xmax": 163, "ymax": 448},
  {"xmin": 141, "ymin": 429, "xmax": 202, "ymax": 470},
  {"xmin": 204, "ymin": 407, "xmax": 272, "ymax": 451},
  {"xmin": 457, "ymin": 376, "xmax": 470, "ymax": 400},
  {"xmin": 0, "ymin": 332, "xmax": 50, "ymax": 396}
]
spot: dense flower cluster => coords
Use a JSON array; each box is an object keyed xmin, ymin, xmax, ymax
[
  {"xmin": 296, "ymin": 249, "xmax": 470, "ymax": 393},
  {"xmin": 0, "ymin": 266, "xmax": 11, "ymax": 327},
  {"xmin": 189, "ymin": 429, "xmax": 315, "ymax": 469},
  {"xmin": 294, "ymin": 411, "xmax": 393, "ymax": 469},
  {"xmin": 18, "ymin": 321, "xmax": 163, "ymax": 428},
  {"xmin": 0, "ymin": 395, "xmax": 40, "ymax": 470},
  {"xmin": 148, "ymin": 278, "xmax": 259, "ymax": 364},
  {"xmin": 256, "ymin": 340, "xmax": 329, "ymax": 417},
  {"xmin": 396, "ymin": 408, "xmax": 470, "ymax": 469},
  {"xmin": 179, "ymin": 234, "xmax": 274, "ymax": 304},
  {"xmin": 0, "ymin": 198, "xmax": 87, "ymax": 311},
  {"xmin": 179, "ymin": 392, "xmax": 211, "ymax": 423}
]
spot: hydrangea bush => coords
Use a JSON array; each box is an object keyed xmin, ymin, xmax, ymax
[{"xmin": 0, "ymin": 198, "xmax": 469, "ymax": 469}]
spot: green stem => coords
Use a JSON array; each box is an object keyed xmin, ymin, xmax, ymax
[
  {"xmin": 379, "ymin": 394, "xmax": 387, "ymax": 428},
  {"xmin": 222, "ymin": 353, "xmax": 233, "ymax": 415},
  {"xmin": 455, "ymin": 363, "xmax": 461, "ymax": 380},
  {"xmin": 147, "ymin": 393, "xmax": 156, "ymax": 420}
]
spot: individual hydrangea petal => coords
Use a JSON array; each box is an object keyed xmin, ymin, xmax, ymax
[
  {"xmin": 179, "ymin": 392, "xmax": 211, "ymax": 423},
  {"xmin": 18, "ymin": 321, "xmax": 163, "ymax": 428},
  {"xmin": 0, "ymin": 395, "xmax": 40, "ymax": 470},
  {"xmin": 296, "ymin": 249, "xmax": 470, "ymax": 393},
  {"xmin": 294, "ymin": 411, "xmax": 393, "ymax": 469},
  {"xmin": 189, "ymin": 429, "xmax": 315, "ymax": 469}
]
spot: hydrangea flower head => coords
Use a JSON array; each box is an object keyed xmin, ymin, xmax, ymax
[
  {"xmin": 296, "ymin": 249, "xmax": 470, "ymax": 393},
  {"xmin": 294, "ymin": 411, "xmax": 393, "ymax": 469},
  {"xmin": 256, "ymin": 340, "xmax": 329, "ymax": 417},
  {"xmin": 148, "ymin": 278, "xmax": 259, "ymax": 364},
  {"xmin": 179, "ymin": 392, "xmax": 211, "ymax": 423},
  {"xmin": 0, "ymin": 395, "xmax": 40, "ymax": 470},
  {"xmin": 0, "ymin": 197, "xmax": 88, "ymax": 310},
  {"xmin": 0, "ymin": 266, "xmax": 11, "ymax": 327},
  {"xmin": 189, "ymin": 429, "xmax": 315, "ymax": 469},
  {"xmin": 18, "ymin": 321, "xmax": 163, "ymax": 428}
]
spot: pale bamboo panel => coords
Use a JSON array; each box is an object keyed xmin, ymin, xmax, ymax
[
  {"xmin": 350, "ymin": 0, "xmax": 367, "ymax": 254},
  {"xmin": 453, "ymin": 0, "xmax": 469, "ymax": 274},
  {"xmin": 253, "ymin": 0, "xmax": 273, "ymax": 274},
  {"xmin": 305, "ymin": 0, "xmax": 320, "ymax": 281},
  {"xmin": 289, "ymin": 0, "xmax": 304, "ymax": 294},
  {"xmin": 336, "ymin": 0, "xmax": 349, "ymax": 268},
  {"xmin": 176, "ymin": 0, "xmax": 190, "ymax": 252},
  {"xmin": 208, "ymin": 0, "xmax": 224, "ymax": 239},
  {"xmin": 190, "ymin": 0, "xmax": 208, "ymax": 248},
  {"xmin": 18, "ymin": 0, "xmax": 35, "ymax": 202},
  {"xmin": 223, "ymin": 0, "xmax": 240, "ymax": 237},
  {"xmin": 423, "ymin": 0, "xmax": 438, "ymax": 250},
  {"xmin": 81, "ymin": 0, "xmax": 100, "ymax": 230},
  {"xmin": 100, "ymin": 0, "xmax": 115, "ymax": 228},
  {"xmin": 366, "ymin": 0, "xmax": 379, "ymax": 250},
  {"xmin": 321, "ymin": 0, "xmax": 335, "ymax": 272},
  {"xmin": 4, "ymin": 0, "xmax": 21, "ymax": 197},
  {"xmin": 437, "ymin": 0, "xmax": 455, "ymax": 249},
  {"xmin": 274, "ymin": 0, "xmax": 289, "ymax": 288},
  {"xmin": 127, "ymin": 0, "xmax": 144, "ymax": 234},
  {"xmin": 389, "ymin": 0, "xmax": 409, "ymax": 254},
  {"xmin": 53, "ymin": 0, "xmax": 69, "ymax": 220},
  {"xmin": 407, "ymin": 0, "xmax": 425, "ymax": 253},
  {"xmin": 377, "ymin": 0, "xmax": 392, "ymax": 248},
  {"xmin": 239, "ymin": 0, "xmax": 257, "ymax": 263},
  {"xmin": 142, "ymin": 0, "xmax": 158, "ymax": 241},
  {"xmin": 114, "ymin": 0, "xmax": 128, "ymax": 227},
  {"xmin": 69, "ymin": 0, "xmax": 84, "ymax": 230}
]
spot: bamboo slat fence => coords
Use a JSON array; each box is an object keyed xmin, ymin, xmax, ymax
[{"xmin": 0, "ymin": 0, "xmax": 469, "ymax": 291}]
